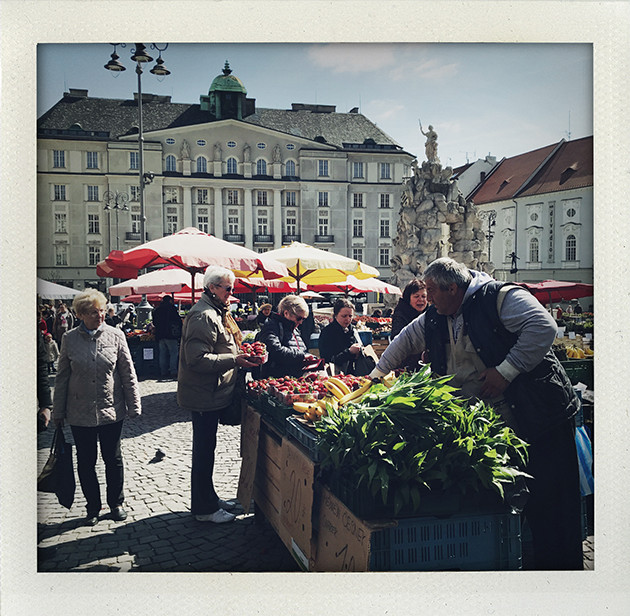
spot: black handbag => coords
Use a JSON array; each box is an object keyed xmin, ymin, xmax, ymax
[
  {"xmin": 37, "ymin": 427, "xmax": 76, "ymax": 509},
  {"xmin": 352, "ymin": 330, "xmax": 378, "ymax": 376},
  {"xmin": 219, "ymin": 371, "xmax": 247, "ymax": 426}
]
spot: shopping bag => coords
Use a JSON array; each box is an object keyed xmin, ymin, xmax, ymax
[
  {"xmin": 575, "ymin": 424, "xmax": 594, "ymax": 496},
  {"xmin": 37, "ymin": 427, "xmax": 76, "ymax": 509}
]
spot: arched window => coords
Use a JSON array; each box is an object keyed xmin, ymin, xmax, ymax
[
  {"xmin": 256, "ymin": 159, "xmax": 267, "ymax": 176},
  {"xmin": 197, "ymin": 156, "xmax": 207, "ymax": 174},
  {"xmin": 565, "ymin": 234, "xmax": 577, "ymax": 261},
  {"xmin": 285, "ymin": 160, "xmax": 296, "ymax": 177},
  {"xmin": 226, "ymin": 157, "xmax": 238, "ymax": 174},
  {"xmin": 165, "ymin": 154, "xmax": 177, "ymax": 172},
  {"xmin": 529, "ymin": 237, "xmax": 540, "ymax": 262}
]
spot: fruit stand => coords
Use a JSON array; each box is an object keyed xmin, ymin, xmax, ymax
[{"xmin": 237, "ymin": 368, "xmax": 527, "ymax": 571}]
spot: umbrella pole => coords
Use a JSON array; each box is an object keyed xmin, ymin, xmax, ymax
[
  {"xmin": 296, "ymin": 261, "xmax": 301, "ymax": 294},
  {"xmin": 191, "ymin": 271, "xmax": 196, "ymax": 303}
]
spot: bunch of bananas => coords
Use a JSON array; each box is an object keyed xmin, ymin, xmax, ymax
[
  {"xmin": 566, "ymin": 345, "xmax": 592, "ymax": 359},
  {"xmin": 293, "ymin": 377, "xmax": 373, "ymax": 422}
]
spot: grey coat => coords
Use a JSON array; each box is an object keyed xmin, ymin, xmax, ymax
[
  {"xmin": 52, "ymin": 324, "xmax": 141, "ymax": 427},
  {"xmin": 177, "ymin": 292, "xmax": 239, "ymax": 411}
]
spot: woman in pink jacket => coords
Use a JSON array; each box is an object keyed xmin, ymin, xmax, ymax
[{"xmin": 53, "ymin": 289, "xmax": 141, "ymax": 526}]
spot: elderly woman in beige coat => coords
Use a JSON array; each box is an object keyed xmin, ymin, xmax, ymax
[
  {"xmin": 177, "ymin": 265, "xmax": 257, "ymax": 524},
  {"xmin": 53, "ymin": 289, "xmax": 141, "ymax": 526}
]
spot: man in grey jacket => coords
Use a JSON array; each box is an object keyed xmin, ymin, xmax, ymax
[{"xmin": 371, "ymin": 257, "xmax": 583, "ymax": 570}]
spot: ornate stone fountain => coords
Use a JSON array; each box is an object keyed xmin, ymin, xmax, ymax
[{"xmin": 388, "ymin": 124, "xmax": 493, "ymax": 296}]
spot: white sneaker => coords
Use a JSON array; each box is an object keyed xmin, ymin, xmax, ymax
[
  {"xmin": 194, "ymin": 508, "xmax": 235, "ymax": 523},
  {"xmin": 218, "ymin": 499, "xmax": 237, "ymax": 511}
]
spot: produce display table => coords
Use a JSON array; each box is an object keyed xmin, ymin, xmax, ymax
[{"xmin": 238, "ymin": 405, "xmax": 522, "ymax": 572}]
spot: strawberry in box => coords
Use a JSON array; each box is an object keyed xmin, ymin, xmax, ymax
[{"xmin": 240, "ymin": 341, "xmax": 268, "ymax": 365}]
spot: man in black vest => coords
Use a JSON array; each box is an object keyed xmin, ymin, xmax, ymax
[
  {"xmin": 371, "ymin": 257, "xmax": 583, "ymax": 570},
  {"xmin": 152, "ymin": 295, "xmax": 182, "ymax": 381}
]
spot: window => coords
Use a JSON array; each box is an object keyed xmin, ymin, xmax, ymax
[
  {"xmin": 285, "ymin": 160, "xmax": 296, "ymax": 176},
  {"xmin": 55, "ymin": 244, "xmax": 68, "ymax": 266},
  {"xmin": 88, "ymin": 214, "xmax": 100, "ymax": 234},
  {"xmin": 529, "ymin": 237, "xmax": 540, "ymax": 262},
  {"xmin": 227, "ymin": 208, "xmax": 240, "ymax": 234},
  {"xmin": 353, "ymin": 218, "xmax": 364, "ymax": 237},
  {"xmin": 352, "ymin": 162, "xmax": 364, "ymax": 178},
  {"xmin": 88, "ymin": 246, "xmax": 101, "ymax": 266},
  {"xmin": 256, "ymin": 159, "xmax": 267, "ymax": 175},
  {"xmin": 318, "ymin": 160, "xmax": 329, "ymax": 177},
  {"xmin": 196, "ymin": 189, "xmax": 209, "ymax": 204},
  {"xmin": 286, "ymin": 143, "xmax": 295, "ymax": 150},
  {"xmin": 379, "ymin": 248, "xmax": 391, "ymax": 267},
  {"xmin": 227, "ymin": 190, "xmax": 239, "ymax": 205},
  {"xmin": 318, "ymin": 210, "xmax": 329, "ymax": 236},
  {"xmin": 226, "ymin": 157, "xmax": 238, "ymax": 174},
  {"xmin": 129, "ymin": 186, "xmax": 140, "ymax": 201},
  {"xmin": 379, "ymin": 162, "xmax": 391, "ymax": 179},
  {"xmin": 256, "ymin": 190, "xmax": 268, "ymax": 206},
  {"xmin": 197, "ymin": 208, "xmax": 209, "ymax": 233},
  {"xmin": 130, "ymin": 152, "xmax": 139, "ymax": 170},
  {"xmin": 318, "ymin": 192, "xmax": 329, "ymax": 207},
  {"xmin": 285, "ymin": 210, "xmax": 297, "ymax": 235},
  {"xmin": 285, "ymin": 191, "xmax": 296, "ymax": 207},
  {"xmin": 54, "ymin": 185, "xmax": 66, "ymax": 200},
  {"xmin": 166, "ymin": 207, "xmax": 178, "ymax": 234},
  {"xmin": 257, "ymin": 210, "xmax": 269, "ymax": 235},
  {"xmin": 54, "ymin": 212, "xmax": 67, "ymax": 234},
  {"xmin": 196, "ymin": 157, "xmax": 207, "ymax": 173},
  {"xmin": 53, "ymin": 150, "xmax": 65, "ymax": 168},
  {"xmin": 166, "ymin": 138, "xmax": 175, "ymax": 145},
  {"xmin": 565, "ymin": 235, "xmax": 577, "ymax": 261},
  {"xmin": 86, "ymin": 151, "xmax": 98, "ymax": 169},
  {"xmin": 165, "ymin": 154, "xmax": 177, "ymax": 172},
  {"xmin": 163, "ymin": 187, "xmax": 179, "ymax": 204},
  {"xmin": 227, "ymin": 141, "xmax": 237, "ymax": 148},
  {"xmin": 352, "ymin": 248, "xmax": 363, "ymax": 261},
  {"xmin": 131, "ymin": 214, "xmax": 141, "ymax": 234},
  {"xmin": 257, "ymin": 143, "xmax": 266, "ymax": 150},
  {"xmin": 353, "ymin": 194, "xmax": 364, "ymax": 208},
  {"xmin": 380, "ymin": 218, "xmax": 390, "ymax": 238},
  {"xmin": 380, "ymin": 194, "xmax": 391, "ymax": 208},
  {"xmin": 86, "ymin": 185, "xmax": 99, "ymax": 201},
  {"xmin": 566, "ymin": 207, "xmax": 576, "ymax": 218},
  {"xmin": 197, "ymin": 139, "xmax": 206, "ymax": 147}
]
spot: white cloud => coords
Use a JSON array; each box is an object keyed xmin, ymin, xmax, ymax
[
  {"xmin": 390, "ymin": 58, "xmax": 459, "ymax": 82},
  {"xmin": 307, "ymin": 44, "xmax": 397, "ymax": 73}
]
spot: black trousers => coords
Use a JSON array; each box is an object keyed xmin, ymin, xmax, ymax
[
  {"xmin": 524, "ymin": 418, "xmax": 584, "ymax": 570},
  {"xmin": 190, "ymin": 410, "xmax": 221, "ymax": 515},
  {"xmin": 71, "ymin": 420, "xmax": 125, "ymax": 515}
]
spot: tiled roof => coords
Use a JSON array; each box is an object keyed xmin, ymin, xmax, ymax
[
  {"xmin": 518, "ymin": 136, "xmax": 593, "ymax": 197},
  {"xmin": 470, "ymin": 136, "xmax": 593, "ymax": 205},
  {"xmin": 38, "ymin": 92, "xmax": 404, "ymax": 151},
  {"xmin": 469, "ymin": 142, "xmax": 559, "ymax": 205}
]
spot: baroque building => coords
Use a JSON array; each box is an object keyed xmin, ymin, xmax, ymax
[{"xmin": 37, "ymin": 62, "xmax": 414, "ymax": 290}]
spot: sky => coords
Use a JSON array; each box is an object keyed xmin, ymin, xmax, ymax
[{"xmin": 38, "ymin": 42, "xmax": 592, "ymax": 169}]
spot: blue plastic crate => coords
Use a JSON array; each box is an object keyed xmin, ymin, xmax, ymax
[
  {"xmin": 369, "ymin": 511, "xmax": 522, "ymax": 571},
  {"xmin": 286, "ymin": 416, "xmax": 322, "ymax": 462}
]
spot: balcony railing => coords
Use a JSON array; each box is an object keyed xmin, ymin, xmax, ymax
[
  {"xmin": 282, "ymin": 234, "xmax": 301, "ymax": 243},
  {"xmin": 126, "ymin": 231, "xmax": 145, "ymax": 241},
  {"xmin": 254, "ymin": 234, "xmax": 274, "ymax": 243},
  {"xmin": 314, "ymin": 234, "xmax": 335, "ymax": 243},
  {"xmin": 224, "ymin": 233, "xmax": 245, "ymax": 243}
]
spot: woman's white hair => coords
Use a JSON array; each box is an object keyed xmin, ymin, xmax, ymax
[{"xmin": 203, "ymin": 265, "xmax": 235, "ymax": 290}]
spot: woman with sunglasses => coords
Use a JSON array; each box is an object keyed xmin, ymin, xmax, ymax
[{"xmin": 257, "ymin": 295, "xmax": 318, "ymax": 378}]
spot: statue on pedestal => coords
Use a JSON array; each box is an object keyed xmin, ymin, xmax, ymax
[{"xmin": 419, "ymin": 122, "xmax": 439, "ymax": 163}]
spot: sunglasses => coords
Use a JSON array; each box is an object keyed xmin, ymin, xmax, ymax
[
  {"xmin": 293, "ymin": 313, "xmax": 306, "ymax": 323},
  {"xmin": 215, "ymin": 283, "xmax": 233, "ymax": 293}
]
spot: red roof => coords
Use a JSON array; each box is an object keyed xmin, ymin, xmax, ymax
[
  {"xmin": 518, "ymin": 136, "xmax": 593, "ymax": 197},
  {"xmin": 469, "ymin": 142, "xmax": 559, "ymax": 205}
]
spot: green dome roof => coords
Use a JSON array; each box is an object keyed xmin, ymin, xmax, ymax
[{"xmin": 209, "ymin": 61, "xmax": 247, "ymax": 94}]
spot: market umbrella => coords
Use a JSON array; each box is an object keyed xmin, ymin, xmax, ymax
[
  {"xmin": 121, "ymin": 292, "xmax": 240, "ymax": 306},
  {"xmin": 299, "ymin": 290, "xmax": 326, "ymax": 300},
  {"xmin": 518, "ymin": 280, "xmax": 594, "ymax": 305},
  {"xmin": 263, "ymin": 241, "xmax": 380, "ymax": 292},
  {"xmin": 37, "ymin": 278, "xmax": 81, "ymax": 300},
  {"xmin": 97, "ymin": 227, "xmax": 289, "ymax": 302},
  {"xmin": 308, "ymin": 275, "xmax": 402, "ymax": 296}
]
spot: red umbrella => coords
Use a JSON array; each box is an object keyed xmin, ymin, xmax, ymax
[
  {"xmin": 97, "ymin": 227, "xmax": 289, "ymax": 301},
  {"xmin": 518, "ymin": 280, "xmax": 593, "ymax": 304}
]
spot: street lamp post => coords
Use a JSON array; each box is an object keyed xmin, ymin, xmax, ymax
[
  {"xmin": 479, "ymin": 209, "xmax": 497, "ymax": 262},
  {"xmin": 103, "ymin": 190, "xmax": 129, "ymax": 250},
  {"xmin": 104, "ymin": 43, "xmax": 170, "ymax": 247}
]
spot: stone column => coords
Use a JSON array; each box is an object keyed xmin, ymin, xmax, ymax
[
  {"xmin": 213, "ymin": 187, "xmax": 223, "ymax": 238},
  {"xmin": 273, "ymin": 189, "xmax": 282, "ymax": 248}
]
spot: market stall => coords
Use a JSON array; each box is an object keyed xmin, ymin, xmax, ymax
[{"xmin": 237, "ymin": 368, "xmax": 528, "ymax": 571}]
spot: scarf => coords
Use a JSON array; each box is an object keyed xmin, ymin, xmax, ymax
[{"xmin": 204, "ymin": 289, "xmax": 243, "ymax": 347}]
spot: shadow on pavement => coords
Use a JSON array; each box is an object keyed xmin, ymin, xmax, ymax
[{"xmin": 37, "ymin": 506, "xmax": 301, "ymax": 573}]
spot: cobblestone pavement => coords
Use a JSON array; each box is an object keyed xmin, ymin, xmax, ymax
[{"xmin": 37, "ymin": 376, "xmax": 594, "ymax": 572}]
